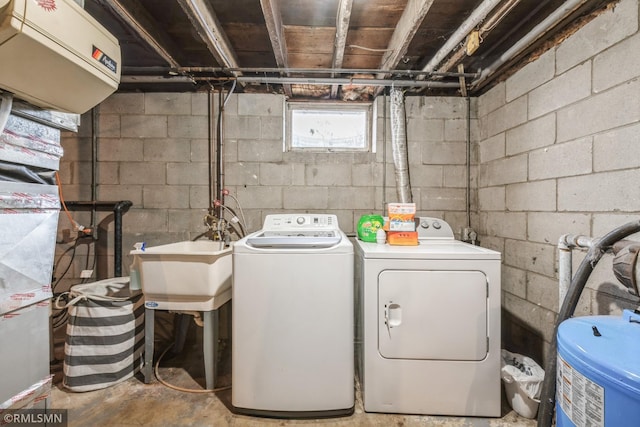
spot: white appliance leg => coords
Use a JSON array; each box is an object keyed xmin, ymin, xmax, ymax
[{"xmin": 203, "ymin": 310, "xmax": 218, "ymax": 390}]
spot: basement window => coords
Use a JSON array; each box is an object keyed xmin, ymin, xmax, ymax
[{"xmin": 285, "ymin": 102, "xmax": 373, "ymax": 152}]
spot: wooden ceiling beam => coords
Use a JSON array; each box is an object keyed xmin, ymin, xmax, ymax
[
  {"xmin": 103, "ymin": 0, "xmax": 183, "ymax": 69},
  {"xmin": 177, "ymin": 0, "xmax": 241, "ymax": 74},
  {"xmin": 330, "ymin": 0, "xmax": 354, "ymax": 99},
  {"xmin": 260, "ymin": 0, "xmax": 292, "ymax": 98},
  {"xmin": 376, "ymin": 0, "xmax": 436, "ymax": 79}
]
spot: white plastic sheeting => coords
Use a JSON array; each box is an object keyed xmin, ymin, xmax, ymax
[{"xmin": 0, "ymin": 181, "xmax": 59, "ymax": 315}]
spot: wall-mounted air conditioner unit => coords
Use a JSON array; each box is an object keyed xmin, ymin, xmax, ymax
[{"xmin": 0, "ymin": 0, "xmax": 121, "ymax": 113}]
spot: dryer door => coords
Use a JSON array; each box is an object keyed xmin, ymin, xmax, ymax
[{"xmin": 378, "ymin": 270, "xmax": 488, "ymax": 361}]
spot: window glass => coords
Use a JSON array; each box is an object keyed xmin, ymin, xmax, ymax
[{"xmin": 285, "ymin": 103, "xmax": 373, "ymax": 152}]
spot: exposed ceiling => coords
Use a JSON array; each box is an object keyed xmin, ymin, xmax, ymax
[{"xmin": 85, "ymin": 0, "xmax": 616, "ymax": 101}]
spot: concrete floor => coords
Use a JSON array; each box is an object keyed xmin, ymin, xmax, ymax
[{"xmin": 49, "ymin": 312, "xmax": 538, "ymax": 427}]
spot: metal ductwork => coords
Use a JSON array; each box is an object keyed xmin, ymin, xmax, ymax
[{"xmin": 390, "ymin": 88, "xmax": 412, "ymax": 203}]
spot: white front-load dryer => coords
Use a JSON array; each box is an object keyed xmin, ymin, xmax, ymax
[
  {"xmin": 232, "ymin": 214, "xmax": 354, "ymax": 418},
  {"xmin": 354, "ymin": 217, "xmax": 501, "ymax": 416}
]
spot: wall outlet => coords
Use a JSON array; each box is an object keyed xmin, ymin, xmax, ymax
[{"xmin": 80, "ymin": 269, "xmax": 94, "ymax": 279}]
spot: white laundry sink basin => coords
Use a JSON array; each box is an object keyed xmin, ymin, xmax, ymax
[{"xmin": 131, "ymin": 240, "xmax": 232, "ymax": 311}]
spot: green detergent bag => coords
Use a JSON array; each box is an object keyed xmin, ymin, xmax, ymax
[{"xmin": 357, "ymin": 214, "xmax": 384, "ymax": 242}]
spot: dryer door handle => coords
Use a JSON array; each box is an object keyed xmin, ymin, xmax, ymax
[{"xmin": 384, "ymin": 302, "xmax": 403, "ymax": 337}]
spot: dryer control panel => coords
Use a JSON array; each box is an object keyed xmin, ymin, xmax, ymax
[{"xmin": 415, "ymin": 217, "xmax": 454, "ymax": 240}]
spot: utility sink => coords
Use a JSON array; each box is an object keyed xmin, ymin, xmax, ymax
[{"xmin": 131, "ymin": 240, "xmax": 232, "ymax": 311}]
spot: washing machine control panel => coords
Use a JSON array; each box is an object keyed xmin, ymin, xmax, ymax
[
  {"xmin": 262, "ymin": 214, "xmax": 339, "ymax": 231},
  {"xmin": 416, "ymin": 217, "xmax": 454, "ymax": 240}
]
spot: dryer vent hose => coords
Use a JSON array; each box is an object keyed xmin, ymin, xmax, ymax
[{"xmin": 390, "ymin": 88, "xmax": 412, "ymax": 203}]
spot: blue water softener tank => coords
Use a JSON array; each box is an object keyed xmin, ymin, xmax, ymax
[{"xmin": 556, "ymin": 309, "xmax": 640, "ymax": 427}]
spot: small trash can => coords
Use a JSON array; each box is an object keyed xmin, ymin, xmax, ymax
[
  {"xmin": 56, "ymin": 277, "xmax": 144, "ymax": 392},
  {"xmin": 501, "ymin": 349, "xmax": 545, "ymax": 419}
]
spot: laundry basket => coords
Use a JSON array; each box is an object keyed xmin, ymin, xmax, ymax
[{"xmin": 57, "ymin": 277, "xmax": 144, "ymax": 392}]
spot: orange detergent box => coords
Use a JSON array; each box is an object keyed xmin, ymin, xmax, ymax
[
  {"xmin": 387, "ymin": 202, "xmax": 416, "ymax": 231},
  {"xmin": 387, "ymin": 231, "xmax": 418, "ymax": 246}
]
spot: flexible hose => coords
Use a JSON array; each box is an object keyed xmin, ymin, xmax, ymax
[
  {"xmin": 537, "ymin": 220, "xmax": 640, "ymax": 427},
  {"xmin": 389, "ymin": 87, "xmax": 412, "ymax": 203},
  {"xmin": 154, "ymin": 344, "xmax": 231, "ymax": 394}
]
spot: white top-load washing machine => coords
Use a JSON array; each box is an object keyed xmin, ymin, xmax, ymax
[
  {"xmin": 354, "ymin": 217, "xmax": 501, "ymax": 416},
  {"xmin": 232, "ymin": 214, "xmax": 354, "ymax": 418}
]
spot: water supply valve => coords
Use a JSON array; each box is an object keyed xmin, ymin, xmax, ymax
[
  {"xmin": 462, "ymin": 227, "xmax": 478, "ymax": 245},
  {"xmin": 203, "ymin": 213, "xmax": 218, "ymax": 230}
]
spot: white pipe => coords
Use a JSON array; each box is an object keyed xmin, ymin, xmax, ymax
[
  {"xmin": 474, "ymin": 0, "xmax": 588, "ymax": 88},
  {"xmin": 558, "ymin": 234, "xmax": 594, "ymax": 305},
  {"xmin": 422, "ymin": 0, "xmax": 503, "ymax": 73}
]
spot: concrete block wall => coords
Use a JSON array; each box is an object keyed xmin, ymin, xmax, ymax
[
  {"xmin": 477, "ymin": 0, "xmax": 640, "ymax": 362},
  {"xmin": 57, "ymin": 91, "xmax": 471, "ymax": 286}
]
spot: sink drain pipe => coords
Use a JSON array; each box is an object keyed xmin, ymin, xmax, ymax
[
  {"xmin": 389, "ymin": 87, "xmax": 412, "ymax": 203},
  {"xmin": 538, "ymin": 220, "xmax": 640, "ymax": 427}
]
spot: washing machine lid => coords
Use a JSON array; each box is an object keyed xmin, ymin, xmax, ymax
[{"xmin": 356, "ymin": 239, "xmax": 501, "ymax": 260}]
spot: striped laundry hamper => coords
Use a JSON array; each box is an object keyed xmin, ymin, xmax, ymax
[{"xmin": 57, "ymin": 277, "xmax": 144, "ymax": 392}]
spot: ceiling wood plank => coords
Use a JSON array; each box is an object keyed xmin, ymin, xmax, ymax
[
  {"xmin": 279, "ymin": 0, "xmax": 340, "ymax": 27},
  {"xmin": 260, "ymin": 0, "xmax": 292, "ymax": 97},
  {"xmin": 331, "ymin": 0, "xmax": 354, "ymax": 98},
  {"xmin": 346, "ymin": 27, "xmax": 395, "ymax": 51},
  {"xmin": 224, "ymin": 23, "xmax": 276, "ymax": 53},
  {"xmin": 176, "ymin": 0, "xmax": 241, "ymax": 73},
  {"xmin": 342, "ymin": 53, "xmax": 384, "ymax": 69},
  {"xmin": 349, "ymin": 0, "xmax": 407, "ymax": 27},
  {"xmin": 284, "ymin": 26, "xmax": 336, "ymax": 53},
  {"xmin": 103, "ymin": 0, "xmax": 183, "ymax": 69},
  {"xmin": 376, "ymin": 0, "xmax": 436, "ymax": 78},
  {"xmin": 287, "ymin": 53, "xmax": 334, "ymax": 69}
]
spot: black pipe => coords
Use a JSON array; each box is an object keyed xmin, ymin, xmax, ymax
[
  {"xmin": 112, "ymin": 201, "xmax": 132, "ymax": 277},
  {"xmin": 63, "ymin": 200, "xmax": 133, "ymax": 278},
  {"xmin": 91, "ymin": 107, "xmax": 99, "ymax": 234},
  {"xmin": 537, "ymin": 220, "xmax": 640, "ymax": 427}
]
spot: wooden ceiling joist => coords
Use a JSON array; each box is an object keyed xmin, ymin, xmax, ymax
[
  {"xmin": 103, "ymin": 0, "xmax": 183, "ymax": 69},
  {"xmin": 260, "ymin": 0, "xmax": 292, "ymax": 98},
  {"xmin": 177, "ymin": 0, "xmax": 241, "ymax": 73},
  {"xmin": 376, "ymin": 0, "xmax": 436, "ymax": 79},
  {"xmin": 330, "ymin": 0, "xmax": 354, "ymax": 99}
]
